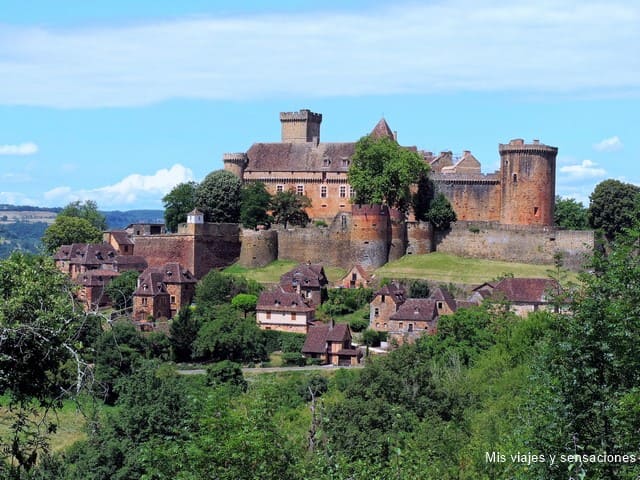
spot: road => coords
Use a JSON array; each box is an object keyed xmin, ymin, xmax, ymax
[{"xmin": 178, "ymin": 364, "xmax": 364, "ymax": 375}]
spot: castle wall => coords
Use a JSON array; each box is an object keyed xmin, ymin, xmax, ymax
[
  {"xmin": 434, "ymin": 221, "xmax": 593, "ymax": 269},
  {"xmin": 350, "ymin": 205, "xmax": 390, "ymax": 269},
  {"xmin": 406, "ymin": 221, "xmax": 434, "ymax": 255},
  {"xmin": 134, "ymin": 235, "xmax": 195, "ymax": 275},
  {"xmin": 239, "ymin": 229, "xmax": 278, "ymax": 267},
  {"xmin": 388, "ymin": 208, "xmax": 407, "ymax": 262},
  {"xmin": 433, "ymin": 177, "xmax": 502, "ymax": 222},
  {"xmin": 276, "ymin": 226, "xmax": 351, "ymax": 267}
]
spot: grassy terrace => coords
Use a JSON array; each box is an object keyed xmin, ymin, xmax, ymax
[
  {"xmin": 374, "ymin": 252, "xmax": 566, "ymax": 285},
  {"xmin": 224, "ymin": 260, "xmax": 347, "ymax": 285}
]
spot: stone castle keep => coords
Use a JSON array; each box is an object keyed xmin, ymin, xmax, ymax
[{"xmin": 131, "ymin": 109, "xmax": 592, "ymax": 276}]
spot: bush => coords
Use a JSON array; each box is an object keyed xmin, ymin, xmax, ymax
[
  {"xmin": 206, "ymin": 360, "xmax": 247, "ymax": 391},
  {"xmin": 298, "ymin": 375, "xmax": 328, "ymax": 401},
  {"xmin": 321, "ymin": 287, "xmax": 374, "ymax": 316},
  {"xmin": 281, "ymin": 352, "xmax": 307, "ymax": 366},
  {"xmin": 263, "ymin": 330, "xmax": 306, "ymax": 354},
  {"xmin": 349, "ymin": 317, "xmax": 369, "ymax": 332}
]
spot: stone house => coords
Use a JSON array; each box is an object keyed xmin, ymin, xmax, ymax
[
  {"xmin": 132, "ymin": 263, "xmax": 197, "ymax": 321},
  {"xmin": 339, "ymin": 264, "xmax": 372, "ymax": 289},
  {"xmin": 75, "ymin": 269, "xmax": 121, "ymax": 310},
  {"xmin": 388, "ymin": 299, "xmax": 439, "ymax": 345},
  {"xmin": 369, "ymin": 282, "xmax": 406, "ymax": 331},
  {"xmin": 103, "ymin": 230, "xmax": 135, "ymax": 255},
  {"xmin": 302, "ymin": 321, "xmax": 361, "ymax": 366},
  {"xmin": 280, "ymin": 263, "xmax": 328, "ymax": 307},
  {"xmin": 256, "ymin": 287, "xmax": 316, "ymax": 333},
  {"xmin": 489, "ymin": 277, "xmax": 560, "ymax": 316}
]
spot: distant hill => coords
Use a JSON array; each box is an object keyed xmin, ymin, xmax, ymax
[{"xmin": 0, "ymin": 205, "xmax": 164, "ymax": 258}]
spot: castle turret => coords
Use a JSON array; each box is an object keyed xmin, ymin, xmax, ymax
[
  {"xmin": 350, "ymin": 205, "xmax": 390, "ymax": 269},
  {"xmin": 499, "ymin": 139, "xmax": 557, "ymax": 226},
  {"xmin": 280, "ymin": 109, "xmax": 322, "ymax": 144},
  {"xmin": 223, "ymin": 152, "xmax": 248, "ymax": 179}
]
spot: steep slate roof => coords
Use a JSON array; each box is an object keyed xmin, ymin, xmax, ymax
[
  {"xmin": 245, "ymin": 142, "xmax": 355, "ymax": 172},
  {"xmin": 142, "ymin": 262, "xmax": 196, "ymax": 284},
  {"xmin": 70, "ymin": 244, "xmax": 117, "ymax": 267},
  {"xmin": 113, "ymin": 255, "xmax": 148, "ymax": 271},
  {"xmin": 280, "ymin": 263, "xmax": 328, "ymax": 289},
  {"xmin": 374, "ymin": 282, "xmax": 406, "ymax": 304},
  {"xmin": 53, "ymin": 244, "xmax": 72, "ymax": 261},
  {"xmin": 302, "ymin": 322, "xmax": 351, "ymax": 354},
  {"xmin": 390, "ymin": 299, "xmax": 438, "ymax": 322},
  {"xmin": 430, "ymin": 287, "xmax": 458, "ymax": 311},
  {"xmin": 257, "ymin": 287, "xmax": 314, "ymax": 313},
  {"xmin": 492, "ymin": 278, "xmax": 559, "ymax": 304},
  {"xmin": 369, "ymin": 118, "xmax": 395, "ymax": 139},
  {"xmin": 109, "ymin": 230, "xmax": 134, "ymax": 246},
  {"xmin": 134, "ymin": 271, "xmax": 168, "ymax": 297},
  {"xmin": 76, "ymin": 269, "xmax": 120, "ymax": 287}
]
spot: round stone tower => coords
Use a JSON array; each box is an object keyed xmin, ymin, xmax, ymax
[
  {"xmin": 223, "ymin": 152, "xmax": 248, "ymax": 179},
  {"xmin": 350, "ymin": 205, "xmax": 390, "ymax": 269},
  {"xmin": 499, "ymin": 139, "xmax": 557, "ymax": 226},
  {"xmin": 388, "ymin": 208, "xmax": 407, "ymax": 261}
]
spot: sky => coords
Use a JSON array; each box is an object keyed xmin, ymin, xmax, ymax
[{"xmin": 0, "ymin": 0, "xmax": 638, "ymax": 210}]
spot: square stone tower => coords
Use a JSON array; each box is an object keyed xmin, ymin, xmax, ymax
[{"xmin": 280, "ymin": 109, "xmax": 322, "ymax": 144}]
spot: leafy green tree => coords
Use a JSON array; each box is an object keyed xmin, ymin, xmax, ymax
[
  {"xmin": 554, "ymin": 196, "xmax": 589, "ymax": 229},
  {"xmin": 348, "ymin": 135, "xmax": 429, "ymax": 212},
  {"xmin": 231, "ymin": 293, "xmax": 258, "ymax": 318},
  {"xmin": 408, "ymin": 279, "xmax": 430, "ymax": 298},
  {"xmin": 169, "ymin": 306, "xmax": 201, "ymax": 362},
  {"xmin": 195, "ymin": 270, "xmax": 261, "ymax": 309},
  {"xmin": 193, "ymin": 305, "xmax": 267, "ymax": 363},
  {"xmin": 588, "ymin": 179, "xmax": 640, "ymax": 240},
  {"xmin": 59, "ymin": 200, "xmax": 107, "ymax": 231},
  {"xmin": 0, "ymin": 252, "xmax": 87, "ymax": 475},
  {"xmin": 41, "ymin": 216, "xmax": 103, "ymax": 254},
  {"xmin": 426, "ymin": 193, "xmax": 457, "ymax": 230},
  {"xmin": 206, "ymin": 360, "xmax": 247, "ymax": 391},
  {"xmin": 240, "ymin": 181, "xmax": 272, "ymax": 229},
  {"xmin": 195, "ymin": 170, "xmax": 242, "ymax": 223},
  {"xmin": 412, "ymin": 174, "xmax": 434, "ymax": 221},
  {"xmin": 162, "ymin": 181, "xmax": 198, "ymax": 232},
  {"xmin": 103, "ymin": 270, "xmax": 139, "ymax": 311},
  {"xmin": 270, "ymin": 189, "xmax": 311, "ymax": 228}
]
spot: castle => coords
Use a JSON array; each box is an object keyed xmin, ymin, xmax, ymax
[{"xmin": 223, "ymin": 109, "xmax": 592, "ymax": 270}]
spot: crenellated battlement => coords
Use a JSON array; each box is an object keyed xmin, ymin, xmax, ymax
[
  {"xmin": 279, "ymin": 109, "xmax": 322, "ymax": 124},
  {"xmin": 499, "ymin": 139, "xmax": 558, "ymax": 156}
]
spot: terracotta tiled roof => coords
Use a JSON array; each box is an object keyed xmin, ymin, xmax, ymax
[
  {"xmin": 141, "ymin": 262, "xmax": 196, "ymax": 284},
  {"xmin": 109, "ymin": 230, "xmax": 134, "ymax": 246},
  {"xmin": 390, "ymin": 299, "xmax": 438, "ymax": 322},
  {"xmin": 429, "ymin": 287, "xmax": 457, "ymax": 312},
  {"xmin": 280, "ymin": 263, "xmax": 328, "ymax": 289},
  {"xmin": 302, "ymin": 321, "xmax": 353, "ymax": 354},
  {"xmin": 492, "ymin": 278, "xmax": 559, "ymax": 304},
  {"xmin": 70, "ymin": 244, "xmax": 117, "ymax": 267},
  {"xmin": 53, "ymin": 245, "xmax": 72, "ymax": 260},
  {"xmin": 245, "ymin": 142, "xmax": 355, "ymax": 172},
  {"xmin": 76, "ymin": 269, "xmax": 120, "ymax": 287},
  {"xmin": 370, "ymin": 118, "xmax": 395, "ymax": 140},
  {"xmin": 326, "ymin": 323, "xmax": 350, "ymax": 342},
  {"xmin": 374, "ymin": 282, "xmax": 406, "ymax": 304},
  {"xmin": 257, "ymin": 287, "xmax": 314, "ymax": 313}
]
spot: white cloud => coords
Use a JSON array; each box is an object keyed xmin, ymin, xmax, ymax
[
  {"xmin": 44, "ymin": 164, "xmax": 194, "ymax": 208},
  {"xmin": 0, "ymin": 0, "xmax": 638, "ymax": 108},
  {"xmin": 559, "ymin": 159, "xmax": 607, "ymax": 180},
  {"xmin": 0, "ymin": 142, "xmax": 38, "ymax": 155},
  {"xmin": 593, "ymin": 136, "xmax": 623, "ymax": 152},
  {"xmin": 0, "ymin": 191, "xmax": 39, "ymax": 205}
]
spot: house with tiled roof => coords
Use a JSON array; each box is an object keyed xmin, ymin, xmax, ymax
[
  {"xmin": 132, "ymin": 262, "xmax": 196, "ymax": 321},
  {"xmin": 369, "ymin": 281, "xmax": 406, "ymax": 332},
  {"xmin": 490, "ymin": 277, "xmax": 560, "ymax": 316},
  {"xmin": 75, "ymin": 269, "xmax": 121, "ymax": 310},
  {"xmin": 103, "ymin": 230, "xmax": 135, "ymax": 255},
  {"xmin": 339, "ymin": 264, "xmax": 372, "ymax": 289},
  {"xmin": 302, "ymin": 320, "xmax": 361, "ymax": 366},
  {"xmin": 256, "ymin": 287, "xmax": 315, "ymax": 334},
  {"xmin": 280, "ymin": 262, "xmax": 328, "ymax": 307}
]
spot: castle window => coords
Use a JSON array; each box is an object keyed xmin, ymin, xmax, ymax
[
  {"xmin": 276, "ymin": 185, "xmax": 284, "ymax": 193},
  {"xmin": 349, "ymin": 186, "xmax": 355, "ymax": 198},
  {"xmin": 399, "ymin": 322, "xmax": 404, "ymax": 329},
  {"xmin": 296, "ymin": 185, "xmax": 304, "ymax": 195},
  {"xmin": 339, "ymin": 185, "xmax": 347, "ymax": 198},
  {"xmin": 437, "ymin": 301, "xmax": 443, "ymax": 310},
  {"xmin": 320, "ymin": 185, "xmax": 327, "ymax": 198},
  {"xmin": 376, "ymin": 322, "xmax": 380, "ymax": 328},
  {"xmin": 142, "ymin": 298, "xmax": 148, "ymax": 306},
  {"xmin": 266, "ymin": 311, "xmax": 271, "ymax": 320},
  {"xmin": 291, "ymin": 312, "xmax": 297, "ymax": 321},
  {"xmin": 342, "ymin": 159, "xmax": 350, "ymax": 167},
  {"xmin": 408, "ymin": 323, "xmax": 413, "ymax": 332},
  {"xmin": 374, "ymin": 307, "xmax": 379, "ymax": 317},
  {"xmin": 534, "ymin": 206, "xmax": 539, "ymax": 217},
  {"xmin": 513, "ymin": 173, "xmax": 518, "ymax": 183}
]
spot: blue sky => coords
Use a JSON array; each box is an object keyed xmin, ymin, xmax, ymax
[{"xmin": 0, "ymin": 0, "xmax": 638, "ymax": 210}]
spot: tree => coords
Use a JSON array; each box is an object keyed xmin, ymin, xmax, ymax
[
  {"xmin": 193, "ymin": 305, "xmax": 267, "ymax": 363},
  {"xmin": 169, "ymin": 306, "xmax": 201, "ymax": 362},
  {"xmin": 195, "ymin": 170, "xmax": 242, "ymax": 223},
  {"xmin": 59, "ymin": 200, "xmax": 107, "ymax": 231},
  {"xmin": 554, "ymin": 196, "xmax": 588, "ymax": 230},
  {"xmin": 412, "ymin": 175, "xmax": 435, "ymax": 221},
  {"xmin": 240, "ymin": 181, "xmax": 272, "ymax": 229},
  {"xmin": 162, "ymin": 181, "xmax": 198, "ymax": 232},
  {"xmin": 195, "ymin": 270, "xmax": 262, "ymax": 309},
  {"xmin": 270, "ymin": 189, "xmax": 311, "ymax": 228},
  {"xmin": 0, "ymin": 253, "xmax": 88, "ymax": 475},
  {"xmin": 425, "ymin": 193, "xmax": 457, "ymax": 230},
  {"xmin": 348, "ymin": 135, "xmax": 429, "ymax": 212},
  {"xmin": 231, "ymin": 293, "xmax": 258, "ymax": 318},
  {"xmin": 41, "ymin": 216, "xmax": 103, "ymax": 254},
  {"xmin": 588, "ymin": 179, "xmax": 640, "ymax": 240},
  {"xmin": 104, "ymin": 270, "xmax": 139, "ymax": 311},
  {"xmin": 206, "ymin": 360, "xmax": 247, "ymax": 391}
]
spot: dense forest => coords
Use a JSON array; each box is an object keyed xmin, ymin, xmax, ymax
[{"xmin": 1, "ymin": 221, "xmax": 640, "ymax": 479}]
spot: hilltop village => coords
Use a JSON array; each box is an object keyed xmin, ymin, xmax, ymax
[{"xmin": 52, "ymin": 109, "xmax": 593, "ymax": 357}]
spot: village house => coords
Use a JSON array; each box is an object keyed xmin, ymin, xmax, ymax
[
  {"xmin": 132, "ymin": 262, "xmax": 197, "ymax": 322},
  {"xmin": 279, "ymin": 262, "xmax": 328, "ymax": 307},
  {"xmin": 302, "ymin": 320, "xmax": 361, "ymax": 366},
  {"xmin": 338, "ymin": 264, "xmax": 372, "ymax": 289},
  {"xmin": 369, "ymin": 281, "xmax": 406, "ymax": 331},
  {"xmin": 256, "ymin": 287, "xmax": 315, "ymax": 334},
  {"xmin": 75, "ymin": 269, "xmax": 121, "ymax": 310},
  {"xmin": 488, "ymin": 277, "xmax": 560, "ymax": 316}
]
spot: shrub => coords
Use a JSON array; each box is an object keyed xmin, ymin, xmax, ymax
[
  {"xmin": 206, "ymin": 360, "xmax": 247, "ymax": 391},
  {"xmin": 349, "ymin": 317, "xmax": 369, "ymax": 332},
  {"xmin": 281, "ymin": 352, "xmax": 307, "ymax": 366}
]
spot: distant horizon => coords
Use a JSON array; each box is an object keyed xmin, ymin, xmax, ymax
[{"xmin": 0, "ymin": 0, "xmax": 637, "ymax": 210}]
